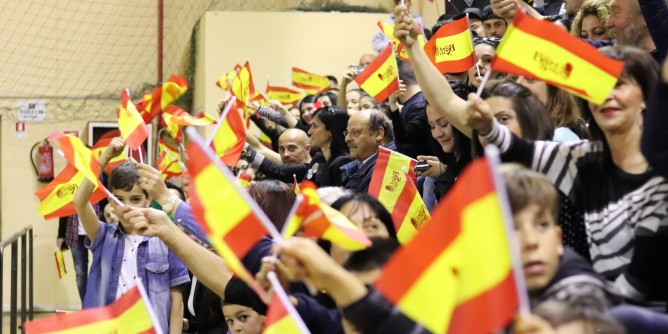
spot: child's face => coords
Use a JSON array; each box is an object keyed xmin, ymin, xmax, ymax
[
  {"xmin": 103, "ymin": 204, "xmax": 119, "ymax": 224},
  {"xmin": 514, "ymin": 203, "xmax": 563, "ymax": 293},
  {"xmin": 110, "ymin": 184, "xmax": 150, "ymax": 227},
  {"xmin": 223, "ymin": 304, "xmax": 265, "ymax": 334}
]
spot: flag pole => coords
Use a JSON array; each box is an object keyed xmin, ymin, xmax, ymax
[
  {"xmin": 475, "ymin": 69, "xmax": 492, "ymax": 98},
  {"xmin": 267, "ymin": 271, "xmax": 312, "ymax": 334},
  {"xmin": 205, "ymin": 96, "xmax": 238, "ymax": 146},
  {"xmin": 186, "ymin": 127, "xmax": 282, "ymax": 240},
  {"xmin": 280, "ymin": 194, "xmax": 303, "ymax": 237},
  {"xmin": 484, "ymin": 145, "xmax": 531, "ymax": 315},
  {"xmin": 135, "ymin": 279, "xmax": 165, "ymax": 334}
]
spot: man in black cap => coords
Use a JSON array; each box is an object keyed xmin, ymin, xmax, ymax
[
  {"xmin": 481, "ymin": 4, "xmax": 508, "ymax": 37},
  {"xmin": 454, "ymin": 7, "xmax": 485, "ymax": 37}
]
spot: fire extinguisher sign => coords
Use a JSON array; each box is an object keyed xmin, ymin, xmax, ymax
[{"xmin": 17, "ymin": 101, "xmax": 46, "ymax": 122}]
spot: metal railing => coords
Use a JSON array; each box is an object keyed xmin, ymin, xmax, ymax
[{"xmin": 0, "ymin": 226, "xmax": 34, "ymax": 334}]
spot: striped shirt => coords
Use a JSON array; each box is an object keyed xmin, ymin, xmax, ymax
[{"xmin": 485, "ymin": 122, "xmax": 668, "ymax": 301}]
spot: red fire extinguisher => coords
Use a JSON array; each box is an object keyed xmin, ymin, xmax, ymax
[{"xmin": 31, "ymin": 139, "xmax": 54, "ymax": 183}]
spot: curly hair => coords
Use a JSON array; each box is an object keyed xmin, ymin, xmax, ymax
[{"xmin": 570, "ymin": 0, "xmax": 610, "ymax": 39}]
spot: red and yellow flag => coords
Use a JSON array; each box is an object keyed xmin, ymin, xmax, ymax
[
  {"xmin": 210, "ymin": 104, "xmax": 246, "ymax": 167},
  {"xmin": 49, "ymin": 133, "xmax": 101, "ymax": 186},
  {"xmin": 291, "ymin": 67, "xmax": 329, "ymax": 95},
  {"xmin": 354, "ymin": 44, "xmax": 400, "ymax": 103},
  {"xmin": 423, "ymin": 17, "xmax": 475, "ymax": 73},
  {"xmin": 283, "ymin": 181, "xmax": 371, "ymax": 251},
  {"xmin": 24, "ymin": 284, "xmax": 158, "ymax": 334},
  {"xmin": 368, "ymin": 147, "xmax": 426, "ymax": 243},
  {"xmin": 262, "ymin": 273, "xmax": 311, "ymax": 334},
  {"xmin": 162, "ymin": 105, "xmax": 216, "ymax": 142},
  {"xmin": 35, "ymin": 164, "xmax": 107, "ymax": 219},
  {"xmin": 266, "ymin": 84, "xmax": 303, "ymax": 105},
  {"xmin": 237, "ymin": 172, "xmax": 252, "ymax": 189},
  {"xmin": 375, "ymin": 158, "xmax": 519, "ymax": 334},
  {"xmin": 91, "ymin": 138, "xmax": 128, "ymax": 175},
  {"xmin": 491, "ymin": 9, "xmax": 624, "ymax": 104},
  {"xmin": 156, "ymin": 138, "xmax": 183, "ymax": 180},
  {"xmin": 187, "ymin": 133, "xmax": 273, "ymax": 298},
  {"xmin": 216, "ymin": 65, "xmax": 241, "ymax": 91},
  {"xmin": 231, "ymin": 61, "xmax": 257, "ymax": 105},
  {"xmin": 118, "ymin": 89, "xmax": 150, "ymax": 150},
  {"xmin": 378, "ymin": 21, "xmax": 425, "ymax": 62},
  {"xmin": 54, "ymin": 248, "xmax": 67, "ymax": 279},
  {"xmin": 137, "ymin": 75, "xmax": 189, "ymax": 123}
]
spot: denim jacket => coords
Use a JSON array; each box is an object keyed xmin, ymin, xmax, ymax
[{"xmin": 84, "ymin": 221, "xmax": 190, "ymax": 333}]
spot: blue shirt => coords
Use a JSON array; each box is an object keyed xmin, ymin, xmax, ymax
[{"xmin": 84, "ymin": 221, "xmax": 190, "ymax": 333}]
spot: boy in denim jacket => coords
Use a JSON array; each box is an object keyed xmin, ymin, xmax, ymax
[{"xmin": 74, "ymin": 137, "xmax": 189, "ymax": 333}]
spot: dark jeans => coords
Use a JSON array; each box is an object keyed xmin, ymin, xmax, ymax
[{"xmin": 70, "ymin": 235, "xmax": 89, "ymax": 302}]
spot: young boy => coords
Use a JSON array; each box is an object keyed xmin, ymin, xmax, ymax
[
  {"xmin": 74, "ymin": 137, "xmax": 189, "ymax": 334},
  {"xmin": 501, "ymin": 164, "xmax": 622, "ymax": 311}
]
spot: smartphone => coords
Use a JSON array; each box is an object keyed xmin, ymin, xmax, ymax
[
  {"xmin": 349, "ymin": 65, "xmax": 367, "ymax": 76},
  {"xmin": 413, "ymin": 161, "xmax": 431, "ymax": 173}
]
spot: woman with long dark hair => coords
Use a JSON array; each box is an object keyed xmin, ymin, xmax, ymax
[{"xmin": 245, "ymin": 106, "xmax": 352, "ymax": 187}]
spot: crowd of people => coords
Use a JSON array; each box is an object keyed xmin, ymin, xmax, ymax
[{"xmin": 62, "ymin": 0, "xmax": 668, "ymax": 332}]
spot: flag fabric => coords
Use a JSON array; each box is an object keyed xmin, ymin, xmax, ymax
[
  {"xmin": 265, "ymin": 84, "xmax": 303, "ymax": 105},
  {"xmin": 283, "ymin": 181, "xmax": 371, "ymax": 251},
  {"xmin": 231, "ymin": 61, "xmax": 257, "ymax": 106},
  {"xmin": 423, "ymin": 17, "xmax": 475, "ymax": 73},
  {"xmin": 162, "ymin": 105, "xmax": 216, "ymax": 142},
  {"xmin": 375, "ymin": 158, "xmax": 519, "ymax": 334},
  {"xmin": 186, "ymin": 131, "xmax": 276, "ymax": 299},
  {"xmin": 24, "ymin": 284, "xmax": 159, "ymax": 334},
  {"xmin": 54, "ymin": 248, "xmax": 67, "ymax": 279},
  {"xmin": 35, "ymin": 164, "xmax": 107, "ymax": 219},
  {"xmin": 368, "ymin": 147, "xmax": 426, "ymax": 243},
  {"xmin": 377, "ymin": 21, "xmax": 425, "ymax": 62},
  {"xmin": 491, "ymin": 9, "xmax": 624, "ymax": 104},
  {"xmin": 91, "ymin": 138, "xmax": 128, "ymax": 175},
  {"xmin": 137, "ymin": 75, "xmax": 189, "ymax": 123},
  {"xmin": 216, "ymin": 65, "xmax": 241, "ymax": 91},
  {"xmin": 262, "ymin": 272, "xmax": 311, "ymax": 334},
  {"xmin": 118, "ymin": 89, "xmax": 150, "ymax": 150},
  {"xmin": 49, "ymin": 133, "xmax": 101, "ymax": 186},
  {"xmin": 236, "ymin": 172, "xmax": 252, "ymax": 189},
  {"xmin": 354, "ymin": 44, "xmax": 400, "ymax": 103},
  {"xmin": 292, "ymin": 175, "xmax": 300, "ymax": 195},
  {"xmin": 156, "ymin": 139, "xmax": 184, "ymax": 180},
  {"xmin": 291, "ymin": 67, "xmax": 329, "ymax": 95},
  {"xmin": 210, "ymin": 104, "xmax": 246, "ymax": 167}
]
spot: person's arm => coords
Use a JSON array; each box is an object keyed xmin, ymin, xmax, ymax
[
  {"xmin": 639, "ymin": 0, "xmax": 668, "ymax": 63},
  {"xmin": 121, "ymin": 206, "xmax": 233, "ymax": 297},
  {"xmin": 393, "ymin": 6, "xmax": 472, "ymax": 137},
  {"xmin": 246, "ymin": 134, "xmax": 282, "ymax": 165},
  {"xmin": 169, "ymin": 287, "xmax": 184, "ymax": 334},
  {"xmin": 243, "ymin": 144, "xmax": 309, "ymax": 182},
  {"xmin": 57, "ymin": 217, "xmax": 68, "ymax": 249},
  {"xmin": 74, "ymin": 137, "xmax": 125, "ymax": 240},
  {"xmin": 642, "ymin": 60, "xmax": 668, "ymax": 177},
  {"xmin": 338, "ymin": 70, "xmax": 356, "ymax": 110}
]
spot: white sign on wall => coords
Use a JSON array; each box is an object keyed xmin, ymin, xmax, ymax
[{"xmin": 18, "ymin": 102, "xmax": 46, "ymax": 122}]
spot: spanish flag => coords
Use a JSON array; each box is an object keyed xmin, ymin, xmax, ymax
[
  {"xmin": 49, "ymin": 133, "xmax": 101, "ymax": 186},
  {"xmin": 291, "ymin": 67, "xmax": 329, "ymax": 95},
  {"xmin": 91, "ymin": 138, "xmax": 128, "ymax": 175},
  {"xmin": 118, "ymin": 89, "xmax": 150, "ymax": 150},
  {"xmin": 54, "ymin": 248, "xmax": 67, "ymax": 279},
  {"xmin": 35, "ymin": 164, "xmax": 107, "ymax": 219},
  {"xmin": 237, "ymin": 172, "xmax": 252, "ymax": 189},
  {"xmin": 186, "ymin": 128, "xmax": 276, "ymax": 299},
  {"xmin": 283, "ymin": 181, "xmax": 371, "ymax": 251},
  {"xmin": 378, "ymin": 21, "xmax": 426, "ymax": 62},
  {"xmin": 266, "ymin": 84, "xmax": 303, "ymax": 105},
  {"xmin": 375, "ymin": 157, "xmax": 519, "ymax": 334},
  {"xmin": 423, "ymin": 17, "xmax": 475, "ymax": 73},
  {"xmin": 354, "ymin": 44, "xmax": 400, "ymax": 103},
  {"xmin": 162, "ymin": 105, "xmax": 216, "ymax": 142},
  {"xmin": 156, "ymin": 138, "xmax": 184, "ymax": 180},
  {"xmin": 231, "ymin": 61, "xmax": 257, "ymax": 106},
  {"xmin": 136, "ymin": 75, "xmax": 189, "ymax": 124},
  {"xmin": 262, "ymin": 272, "xmax": 311, "ymax": 334},
  {"xmin": 492, "ymin": 9, "xmax": 624, "ymax": 104},
  {"xmin": 216, "ymin": 65, "xmax": 241, "ymax": 91},
  {"xmin": 24, "ymin": 284, "xmax": 159, "ymax": 334},
  {"xmin": 368, "ymin": 147, "xmax": 426, "ymax": 243},
  {"xmin": 210, "ymin": 103, "xmax": 246, "ymax": 167}
]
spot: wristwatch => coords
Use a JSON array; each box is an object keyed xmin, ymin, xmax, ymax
[{"xmin": 161, "ymin": 195, "xmax": 178, "ymax": 215}]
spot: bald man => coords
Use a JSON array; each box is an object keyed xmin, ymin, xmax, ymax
[{"xmin": 278, "ymin": 128, "xmax": 312, "ymax": 166}]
